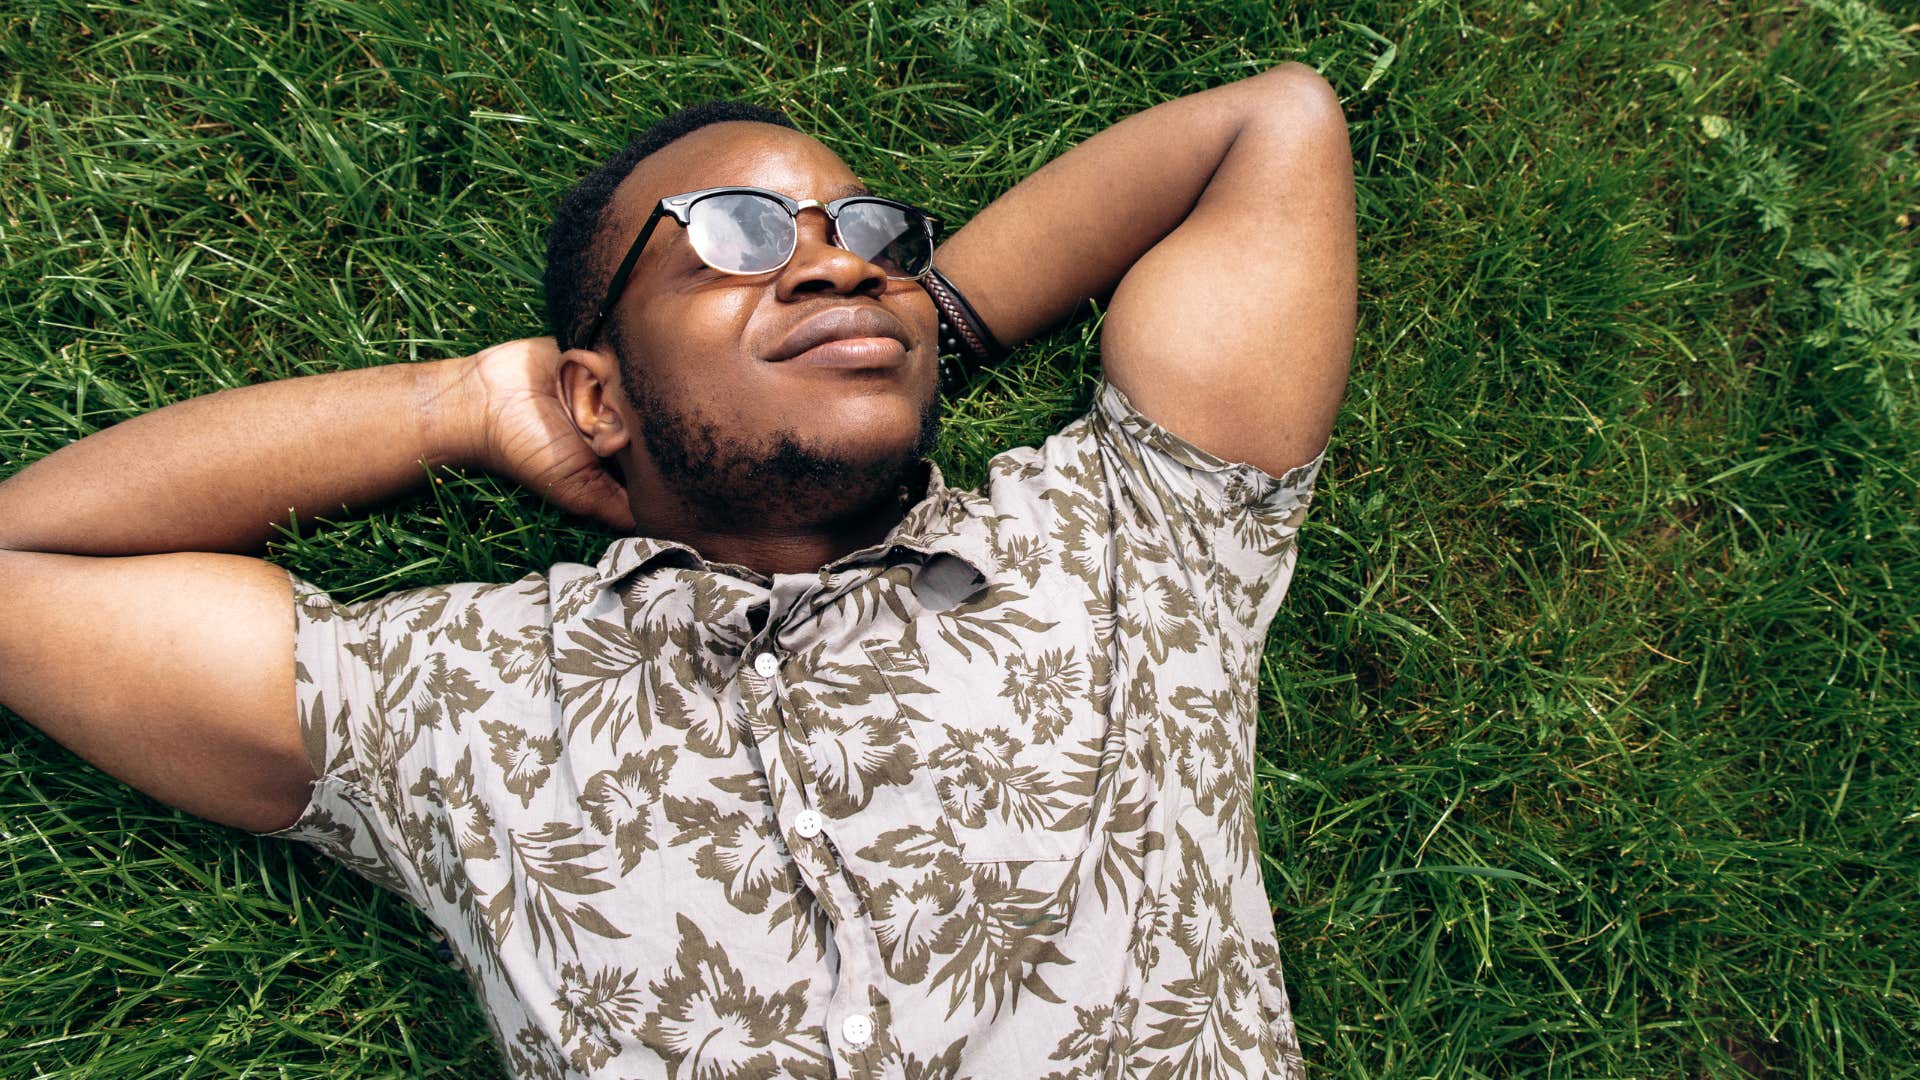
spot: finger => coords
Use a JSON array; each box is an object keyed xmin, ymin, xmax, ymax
[
  {"xmin": 596, "ymin": 486, "xmax": 636, "ymax": 532},
  {"xmin": 563, "ymin": 469, "xmax": 634, "ymax": 532}
]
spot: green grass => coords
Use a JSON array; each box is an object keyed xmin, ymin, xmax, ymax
[{"xmin": 2, "ymin": 0, "xmax": 1916, "ymax": 1075}]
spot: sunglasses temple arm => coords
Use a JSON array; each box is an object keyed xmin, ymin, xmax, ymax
[{"xmin": 580, "ymin": 206, "xmax": 669, "ymax": 347}]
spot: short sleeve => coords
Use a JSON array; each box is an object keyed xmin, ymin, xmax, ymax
[
  {"xmin": 253, "ymin": 572, "xmax": 443, "ymax": 906},
  {"xmin": 1089, "ymin": 380, "xmax": 1326, "ymax": 636}
]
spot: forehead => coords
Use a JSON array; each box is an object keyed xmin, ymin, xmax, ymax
[{"xmin": 601, "ymin": 122, "xmax": 865, "ymax": 251}]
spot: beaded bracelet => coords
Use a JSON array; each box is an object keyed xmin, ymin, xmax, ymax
[{"xmin": 922, "ymin": 266, "xmax": 1006, "ymax": 393}]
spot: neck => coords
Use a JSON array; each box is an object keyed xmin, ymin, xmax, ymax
[{"xmin": 653, "ymin": 508, "xmax": 906, "ymax": 575}]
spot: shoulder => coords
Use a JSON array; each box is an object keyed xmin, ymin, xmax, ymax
[{"xmin": 969, "ymin": 381, "xmax": 1324, "ymax": 519}]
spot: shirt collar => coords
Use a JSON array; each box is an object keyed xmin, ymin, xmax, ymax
[{"xmin": 588, "ymin": 460, "xmax": 994, "ymax": 591}]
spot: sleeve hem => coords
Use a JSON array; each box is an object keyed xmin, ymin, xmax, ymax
[{"xmin": 1094, "ymin": 380, "xmax": 1328, "ymax": 504}]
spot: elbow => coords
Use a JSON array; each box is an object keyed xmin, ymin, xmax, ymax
[
  {"xmin": 1243, "ymin": 63, "xmax": 1350, "ymax": 144},
  {"xmin": 228, "ymin": 751, "xmax": 319, "ymax": 835}
]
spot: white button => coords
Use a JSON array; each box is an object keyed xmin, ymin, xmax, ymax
[
  {"xmin": 794, "ymin": 809, "xmax": 824, "ymax": 839},
  {"xmin": 840, "ymin": 1013, "xmax": 872, "ymax": 1047},
  {"xmin": 752, "ymin": 652, "xmax": 779, "ymax": 678}
]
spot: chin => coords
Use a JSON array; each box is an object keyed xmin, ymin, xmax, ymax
[{"xmin": 806, "ymin": 387, "xmax": 937, "ymax": 459}]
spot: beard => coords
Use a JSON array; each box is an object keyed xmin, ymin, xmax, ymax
[{"xmin": 616, "ymin": 341, "xmax": 941, "ymax": 533}]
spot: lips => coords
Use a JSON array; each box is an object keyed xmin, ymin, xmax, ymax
[{"xmin": 766, "ymin": 305, "xmax": 912, "ymax": 365}]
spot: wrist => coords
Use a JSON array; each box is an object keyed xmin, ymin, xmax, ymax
[
  {"xmin": 416, "ymin": 355, "xmax": 490, "ymax": 472},
  {"xmin": 924, "ymin": 266, "xmax": 1007, "ymax": 393}
]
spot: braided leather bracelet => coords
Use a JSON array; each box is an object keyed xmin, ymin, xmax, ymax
[{"xmin": 922, "ymin": 266, "xmax": 1006, "ymax": 393}]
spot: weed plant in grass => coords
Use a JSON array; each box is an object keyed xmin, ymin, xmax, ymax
[{"xmin": 3, "ymin": 1, "xmax": 1917, "ymax": 1077}]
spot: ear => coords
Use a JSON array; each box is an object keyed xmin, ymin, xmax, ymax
[{"xmin": 558, "ymin": 347, "xmax": 633, "ymax": 458}]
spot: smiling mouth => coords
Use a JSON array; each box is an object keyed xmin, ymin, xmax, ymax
[
  {"xmin": 781, "ymin": 336, "xmax": 908, "ymax": 369},
  {"xmin": 767, "ymin": 305, "xmax": 912, "ymax": 367}
]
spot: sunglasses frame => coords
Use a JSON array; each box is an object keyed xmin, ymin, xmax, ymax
[{"xmin": 578, "ymin": 185, "xmax": 941, "ymax": 347}]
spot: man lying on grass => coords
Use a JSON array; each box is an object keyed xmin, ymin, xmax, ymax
[{"xmin": 0, "ymin": 64, "xmax": 1353, "ymax": 1079}]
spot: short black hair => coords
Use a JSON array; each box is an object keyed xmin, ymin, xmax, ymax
[{"xmin": 543, "ymin": 101, "xmax": 797, "ymax": 352}]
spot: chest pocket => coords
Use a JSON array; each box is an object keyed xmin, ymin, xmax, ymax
[{"xmin": 861, "ymin": 596, "xmax": 1108, "ymax": 863}]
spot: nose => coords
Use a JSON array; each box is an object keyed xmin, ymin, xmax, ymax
[{"xmin": 774, "ymin": 206, "xmax": 886, "ymax": 300}]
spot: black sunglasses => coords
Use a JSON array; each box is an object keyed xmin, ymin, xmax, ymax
[{"xmin": 578, "ymin": 185, "xmax": 940, "ymax": 347}]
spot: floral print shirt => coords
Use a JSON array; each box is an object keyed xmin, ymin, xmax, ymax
[{"xmin": 265, "ymin": 381, "xmax": 1324, "ymax": 1080}]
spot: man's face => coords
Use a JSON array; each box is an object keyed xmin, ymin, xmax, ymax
[{"xmin": 593, "ymin": 122, "xmax": 941, "ymax": 531}]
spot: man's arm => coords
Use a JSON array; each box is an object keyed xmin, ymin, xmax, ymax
[
  {"xmin": 0, "ymin": 339, "xmax": 625, "ymax": 832},
  {"xmin": 0, "ymin": 364, "xmax": 457, "ymax": 557},
  {"xmin": 932, "ymin": 63, "xmax": 1356, "ymax": 477},
  {"xmin": 0, "ymin": 549, "xmax": 308, "ymax": 832},
  {"xmin": 0, "ymin": 361, "xmax": 471, "ymax": 833}
]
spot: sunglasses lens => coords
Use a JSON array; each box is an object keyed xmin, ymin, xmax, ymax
[
  {"xmin": 836, "ymin": 200, "xmax": 932, "ymax": 278},
  {"xmin": 685, "ymin": 192, "xmax": 794, "ymax": 273}
]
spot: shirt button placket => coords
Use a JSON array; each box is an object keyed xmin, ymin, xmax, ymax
[
  {"xmin": 745, "ymin": 646, "xmax": 840, "ymax": 872},
  {"xmin": 751, "ymin": 634, "xmax": 871, "ymax": 1065}
]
